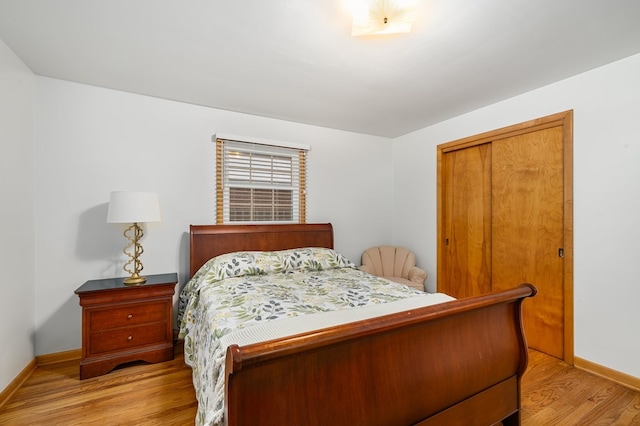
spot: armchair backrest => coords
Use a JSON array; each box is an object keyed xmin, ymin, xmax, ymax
[{"xmin": 361, "ymin": 246, "xmax": 416, "ymax": 279}]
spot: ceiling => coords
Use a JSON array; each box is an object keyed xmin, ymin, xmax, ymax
[{"xmin": 1, "ymin": 0, "xmax": 640, "ymax": 138}]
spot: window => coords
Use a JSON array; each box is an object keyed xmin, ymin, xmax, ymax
[{"xmin": 215, "ymin": 135, "xmax": 308, "ymax": 224}]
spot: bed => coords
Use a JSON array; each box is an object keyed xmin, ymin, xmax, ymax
[{"xmin": 179, "ymin": 223, "xmax": 536, "ymax": 426}]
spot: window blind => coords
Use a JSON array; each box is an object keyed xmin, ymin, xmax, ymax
[{"xmin": 216, "ymin": 138, "xmax": 307, "ymax": 224}]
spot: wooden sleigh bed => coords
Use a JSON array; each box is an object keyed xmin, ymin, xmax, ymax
[{"xmin": 185, "ymin": 223, "xmax": 536, "ymax": 426}]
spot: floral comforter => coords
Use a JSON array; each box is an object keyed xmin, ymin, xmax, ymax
[{"xmin": 178, "ymin": 247, "xmax": 451, "ymax": 426}]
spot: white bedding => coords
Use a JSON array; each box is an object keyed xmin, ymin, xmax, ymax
[{"xmin": 220, "ymin": 292, "xmax": 455, "ymax": 349}]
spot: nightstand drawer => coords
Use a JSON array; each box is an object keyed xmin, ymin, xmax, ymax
[
  {"xmin": 89, "ymin": 301, "xmax": 168, "ymax": 331},
  {"xmin": 90, "ymin": 322, "xmax": 168, "ymax": 354}
]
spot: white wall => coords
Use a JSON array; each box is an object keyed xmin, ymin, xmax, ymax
[
  {"xmin": 0, "ymin": 39, "xmax": 36, "ymax": 390},
  {"xmin": 33, "ymin": 77, "xmax": 393, "ymax": 356},
  {"xmin": 392, "ymin": 53, "xmax": 640, "ymax": 378}
]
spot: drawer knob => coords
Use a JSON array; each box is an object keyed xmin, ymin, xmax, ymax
[
  {"xmin": 127, "ymin": 335, "xmax": 133, "ymax": 341},
  {"xmin": 127, "ymin": 314, "xmax": 133, "ymax": 319}
]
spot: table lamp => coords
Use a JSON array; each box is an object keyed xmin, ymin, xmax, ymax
[{"xmin": 107, "ymin": 191, "xmax": 161, "ymax": 285}]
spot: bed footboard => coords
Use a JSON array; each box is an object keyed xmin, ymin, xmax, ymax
[{"xmin": 224, "ymin": 284, "xmax": 536, "ymax": 426}]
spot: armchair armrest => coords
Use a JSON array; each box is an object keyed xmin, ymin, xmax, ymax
[{"xmin": 408, "ymin": 266, "xmax": 427, "ymax": 285}]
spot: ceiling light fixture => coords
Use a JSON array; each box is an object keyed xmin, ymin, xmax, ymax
[{"xmin": 351, "ymin": 0, "xmax": 418, "ymax": 36}]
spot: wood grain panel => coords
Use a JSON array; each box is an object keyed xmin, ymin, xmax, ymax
[
  {"xmin": 492, "ymin": 126, "xmax": 565, "ymax": 359},
  {"xmin": 189, "ymin": 223, "xmax": 334, "ymax": 276},
  {"xmin": 441, "ymin": 143, "xmax": 492, "ymax": 298}
]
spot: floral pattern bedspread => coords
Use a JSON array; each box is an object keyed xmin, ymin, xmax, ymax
[{"xmin": 178, "ymin": 247, "xmax": 435, "ymax": 426}]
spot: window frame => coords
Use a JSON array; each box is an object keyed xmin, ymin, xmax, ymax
[{"xmin": 215, "ymin": 134, "xmax": 309, "ymax": 224}]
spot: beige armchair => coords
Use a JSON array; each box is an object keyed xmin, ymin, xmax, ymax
[{"xmin": 359, "ymin": 246, "xmax": 427, "ymax": 291}]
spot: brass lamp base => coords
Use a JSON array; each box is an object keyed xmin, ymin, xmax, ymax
[
  {"xmin": 123, "ymin": 274, "xmax": 147, "ymax": 285},
  {"xmin": 121, "ymin": 222, "xmax": 147, "ymax": 286}
]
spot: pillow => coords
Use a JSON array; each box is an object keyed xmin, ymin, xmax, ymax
[
  {"xmin": 258, "ymin": 247, "xmax": 355, "ymax": 273},
  {"xmin": 204, "ymin": 247, "xmax": 356, "ymax": 281}
]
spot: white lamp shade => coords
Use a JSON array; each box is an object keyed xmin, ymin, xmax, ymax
[{"xmin": 107, "ymin": 191, "xmax": 161, "ymax": 223}]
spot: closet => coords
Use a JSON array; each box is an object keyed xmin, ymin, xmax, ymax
[{"xmin": 437, "ymin": 111, "xmax": 573, "ymax": 362}]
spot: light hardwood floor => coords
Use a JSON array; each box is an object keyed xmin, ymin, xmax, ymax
[
  {"xmin": 521, "ymin": 350, "xmax": 640, "ymax": 425},
  {"xmin": 1, "ymin": 347, "xmax": 639, "ymax": 425}
]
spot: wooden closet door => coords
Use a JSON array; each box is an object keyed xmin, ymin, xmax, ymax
[
  {"xmin": 491, "ymin": 126, "xmax": 565, "ymax": 359},
  {"xmin": 441, "ymin": 144, "xmax": 492, "ymax": 298},
  {"xmin": 438, "ymin": 111, "xmax": 573, "ymax": 362}
]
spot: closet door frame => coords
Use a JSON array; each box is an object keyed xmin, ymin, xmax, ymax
[{"xmin": 436, "ymin": 110, "xmax": 574, "ymax": 364}]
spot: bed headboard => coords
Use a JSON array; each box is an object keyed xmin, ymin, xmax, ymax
[{"xmin": 189, "ymin": 223, "xmax": 334, "ymax": 277}]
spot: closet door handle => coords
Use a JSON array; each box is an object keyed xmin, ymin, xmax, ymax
[{"xmin": 558, "ymin": 248, "xmax": 564, "ymax": 258}]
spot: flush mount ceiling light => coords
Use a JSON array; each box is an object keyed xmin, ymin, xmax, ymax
[{"xmin": 351, "ymin": 0, "xmax": 418, "ymax": 36}]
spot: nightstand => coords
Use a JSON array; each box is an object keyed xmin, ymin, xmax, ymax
[{"xmin": 75, "ymin": 273, "xmax": 178, "ymax": 380}]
